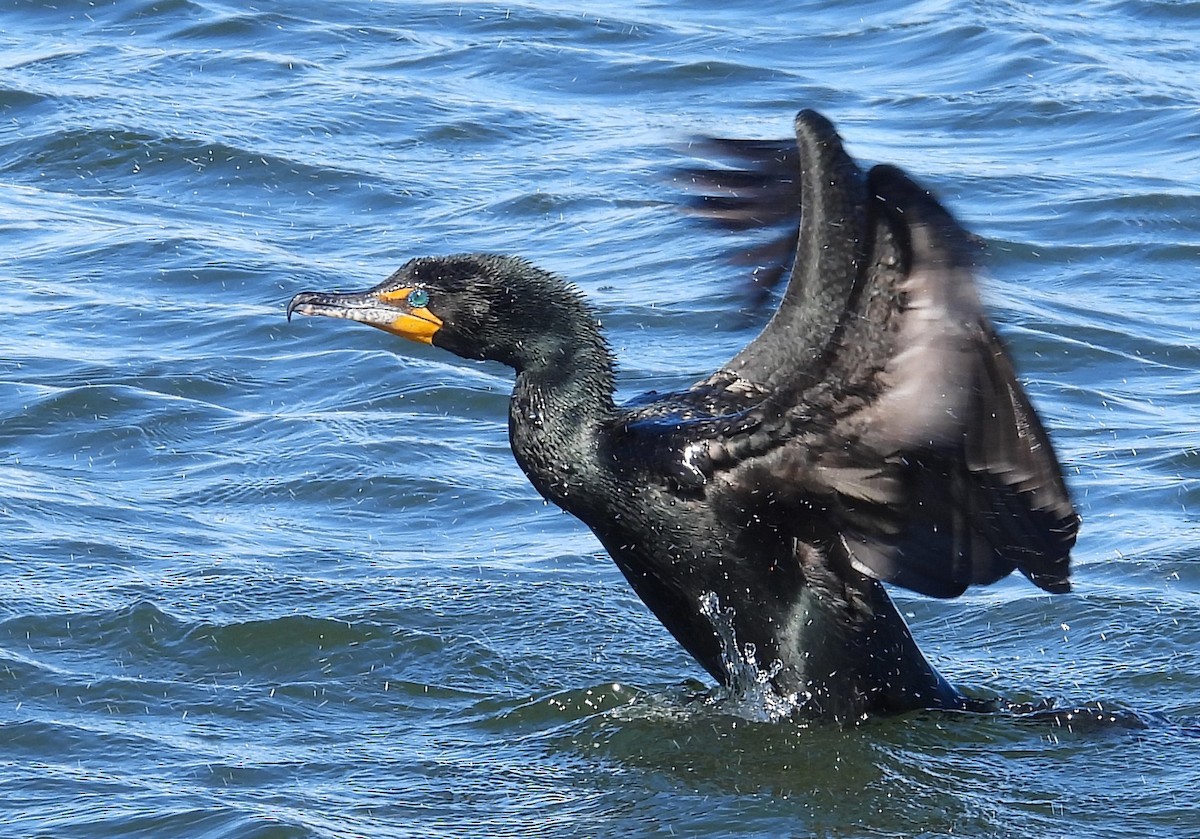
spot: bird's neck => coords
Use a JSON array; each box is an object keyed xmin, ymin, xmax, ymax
[{"xmin": 507, "ymin": 307, "xmax": 617, "ymax": 511}]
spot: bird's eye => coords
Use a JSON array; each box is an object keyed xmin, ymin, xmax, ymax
[{"xmin": 407, "ymin": 289, "xmax": 430, "ymax": 309}]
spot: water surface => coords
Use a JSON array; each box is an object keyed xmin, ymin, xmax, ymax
[{"xmin": 2, "ymin": 1, "xmax": 1199, "ymax": 836}]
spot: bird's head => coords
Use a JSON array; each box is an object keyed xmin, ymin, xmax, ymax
[{"xmin": 288, "ymin": 253, "xmax": 593, "ymax": 370}]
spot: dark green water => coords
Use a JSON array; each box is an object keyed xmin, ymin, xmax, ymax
[{"xmin": 2, "ymin": 1, "xmax": 1199, "ymax": 836}]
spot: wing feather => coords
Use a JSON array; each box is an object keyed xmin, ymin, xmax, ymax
[{"xmin": 646, "ymin": 113, "xmax": 1078, "ymax": 598}]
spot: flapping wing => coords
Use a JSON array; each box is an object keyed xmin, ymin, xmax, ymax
[
  {"xmin": 679, "ymin": 138, "xmax": 800, "ymax": 298},
  {"xmin": 665, "ymin": 110, "xmax": 1078, "ymax": 597},
  {"xmin": 853, "ymin": 171, "xmax": 1074, "ymax": 587},
  {"xmin": 683, "ymin": 110, "xmax": 871, "ymax": 392},
  {"xmin": 707, "ymin": 160, "xmax": 1077, "ymax": 597}
]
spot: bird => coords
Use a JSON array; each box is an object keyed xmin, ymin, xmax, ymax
[{"xmin": 287, "ymin": 109, "xmax": 1079, "ymax": 722}]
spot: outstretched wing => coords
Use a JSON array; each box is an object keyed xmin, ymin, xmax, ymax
[
  {"xmin": 643, "ymin": 112, "xmax": 1078, "ymax": 597},
  {"xmin": 684, "ymin": 110, "xmax": 871, "ymax": 391},
  {"xmin": 679, "ymin": 138, "xmax": 800, "ymax": 302},
  {"xmin": 769, "ymin": 163, "xmax": 1074, "ymax": 597}
]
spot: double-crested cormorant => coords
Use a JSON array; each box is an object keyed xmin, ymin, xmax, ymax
[{"xmin": 288, "ymin": 109, "xmax": 1078, "ymax": 721}]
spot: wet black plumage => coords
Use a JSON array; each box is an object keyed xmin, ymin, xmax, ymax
[{"xmin": 287, "ymin": 109, "xmax": 1079, "ymax": 720}]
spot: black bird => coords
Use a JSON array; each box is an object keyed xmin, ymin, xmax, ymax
[{"xmin": 287, "ymin": 110, "xmax": 1078, "ymax": 721}]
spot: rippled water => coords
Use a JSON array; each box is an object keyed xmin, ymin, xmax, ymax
[{"xmin": 2, "ymin": 1, "xmax": 1199, "ymax": 836}]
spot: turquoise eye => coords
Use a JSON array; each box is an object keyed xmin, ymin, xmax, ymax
[{"xmin": 407, "ymin": 289, "xmax": 430, "ymax": 309}]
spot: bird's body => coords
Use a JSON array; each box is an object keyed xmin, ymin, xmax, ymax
[{"xmin": 289, "ymin": 110, "xmax": 1078, "ymax": 721}]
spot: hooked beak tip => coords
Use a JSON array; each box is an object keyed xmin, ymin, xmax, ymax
[{"xmin": 286, "ymin": 291, "xmax": 316, "ymax": 322}]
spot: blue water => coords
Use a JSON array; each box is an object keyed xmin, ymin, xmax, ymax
[{"xmin": 3, "ymin": 1, "xmax": 1199, "ymax": 836}]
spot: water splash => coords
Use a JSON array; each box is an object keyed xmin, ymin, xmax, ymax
[{"xmin": 698, "ymin": 591, "xmax": 803, "ymax": 723}]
